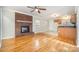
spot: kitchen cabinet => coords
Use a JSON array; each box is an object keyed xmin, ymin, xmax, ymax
[{"xmin": 58, "ymin": 26, "xmax": 76, "ymax": 45}]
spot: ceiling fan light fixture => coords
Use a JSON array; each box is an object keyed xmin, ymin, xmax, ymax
[
  {"xmin": 27, "ymin": 6, "xmax": 46, "ymax": 14},
  {"xmin": 35, "ymin": 9, "xmax": 38, "ymax": 12}
]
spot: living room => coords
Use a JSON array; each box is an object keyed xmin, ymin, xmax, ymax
[{"xmin": 0, "ymin": 6, "xmax": 79, "ymax": 52}]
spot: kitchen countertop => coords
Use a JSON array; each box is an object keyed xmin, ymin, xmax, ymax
[
  {"xmin": 58, "ymin": 26, "xmax": 76, "ymax": 28},
  {"xmin": 58, "ymin": 22, "xmax": 76, "ymax": 28}
]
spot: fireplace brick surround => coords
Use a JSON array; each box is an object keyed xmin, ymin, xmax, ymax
[{"xmin": 15, "ymin": 12, "xmax": 33, "ymax": 36}]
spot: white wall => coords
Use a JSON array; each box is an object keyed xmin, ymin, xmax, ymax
[
  {"xmin": 77, "ymin": 7, "xmax": 79, "ymax": 47},
  {"xmin": 0, "ymin": 7, "xmax": 3, "ymax": 47},
  {"xmin": 33, "ymin": 16, "xmax": 49, "ymax": 33},
  {"xmin": 2, "ymin": 7, "xmax": 49, "ymax": 39},
  {"xmin": 0, "ymin": 7, "xmax": 1, "ymax": 39},
  {"xmin": 48, "ymin": 18, "xmax": 57, "ymax": 33},
  {"xmin": 2, "ymin": 8, "xmax": 15, "ymax": 39}
]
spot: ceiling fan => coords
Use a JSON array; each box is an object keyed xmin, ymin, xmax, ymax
[{"xmin": 27, "ymin": 6, "xmax": 46, "ymax": 14}]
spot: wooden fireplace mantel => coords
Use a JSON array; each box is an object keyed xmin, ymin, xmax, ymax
[{"xmin": 15, "ymin": 12, "xmax": 33, "ymax": 37}]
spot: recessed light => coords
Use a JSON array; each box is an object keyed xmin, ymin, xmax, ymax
[{"xmin": 50, "ymin": 13, "xmax": 60, "ymax": 18}]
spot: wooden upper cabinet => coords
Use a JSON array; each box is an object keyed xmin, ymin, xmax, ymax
[
  {"xmin": 15, "ymin": 12, "xmax": 32, "ymax": 21},
  {"xmin": 54, "ymin": 18, "xmax": 62, "ymax": 24}
]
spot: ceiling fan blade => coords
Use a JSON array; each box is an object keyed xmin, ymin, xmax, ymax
[
  {"xmin": 27, "ymin": 6, "xmax": 46, "ymax": 14},
  {"xmin": 38, "ymin": 10, "xmax": 41, "ymax": 13},
  {"xmin": 39, "ymin": 8, "xmax": 46, "ymax": 10},
  {"xmin": 27, "ymin": 6, "xmax": 34, "ymax": 9}
]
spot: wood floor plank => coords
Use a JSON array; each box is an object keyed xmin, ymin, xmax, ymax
[{"xmin": 0, "ymin": 33, "xmax": 79, "ymax": 52}]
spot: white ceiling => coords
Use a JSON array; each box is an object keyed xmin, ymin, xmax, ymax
[{"xmin": 4, "ymin": 6, "xmax": 75, "ymax": 19}]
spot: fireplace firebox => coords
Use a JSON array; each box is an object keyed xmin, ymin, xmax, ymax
[{"xmin": 21, "ymin": 26, "xmax": 29, "ymax": 33}]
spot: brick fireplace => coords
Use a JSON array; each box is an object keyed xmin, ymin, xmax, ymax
[{"xmin": 15, "ymin": 12, "xmax": 33, "ymax": 36}]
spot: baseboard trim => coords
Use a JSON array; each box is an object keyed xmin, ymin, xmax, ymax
[{"xmin": 2, "ymin": 36, "xmax": 15, "ymax": 40}]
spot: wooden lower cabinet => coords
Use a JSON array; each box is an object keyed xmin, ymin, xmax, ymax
[{"xmin": 58, "ymin": 26, "xmax": 76, "ymax": 45}]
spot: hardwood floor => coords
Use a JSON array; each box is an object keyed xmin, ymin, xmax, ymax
[{"xmin": 0, "ymin": 33, "xmax": 79, "ymax": 52}]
